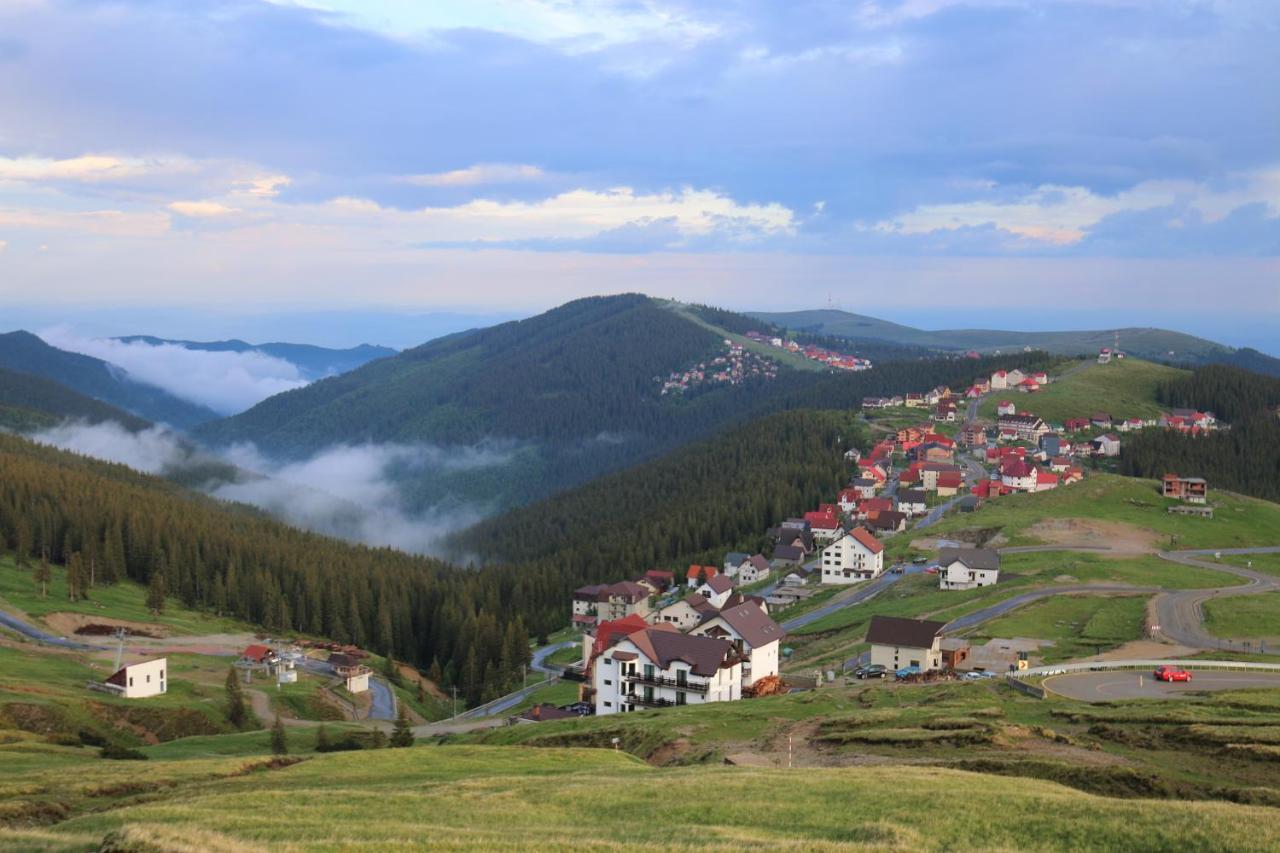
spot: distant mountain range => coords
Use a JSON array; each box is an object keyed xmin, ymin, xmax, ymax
[
  {"xmin": 0, "ymin": 366, "xmax": 151, "ymax": 433},
  {"xmin": 115, "ymin": 336, "xmax": 397, "ymax": 381},
  {"xmin": 747, "ymin": 309, "xmax": 1280, "ymax": 374},
  {"xmin": 0, "ymin": 331, "xmax": 219, "ymax": 428}
]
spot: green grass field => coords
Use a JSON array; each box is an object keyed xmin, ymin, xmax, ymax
[
  {"xmin": 1204, "ymin": 593, "xmax": 1280, "ymax": 642},
  {"xmin": 925, "ymin": 474, "xmax": 1280, "ymax": 550},
  {"xmin": 972, "ymin": 596, "xmax": 1148, "ymax": 662},
  {"xmin": 6, "ymin": 742, "xmax": 1280, "ymax": 852},
  {"xmin": 0, "ymin": 556, "xmax": 249, "ymax": 636},
  {"xmin": 977, "ymin": 358, "xmax": 1187, "ymax": 423}
]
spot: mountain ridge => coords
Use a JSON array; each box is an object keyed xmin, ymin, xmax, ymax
[{"xmin": 115, "ymin": 335, "xmax": 398, "ymax": 380}]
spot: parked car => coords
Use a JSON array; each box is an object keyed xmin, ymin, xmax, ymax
[
  {"xmin": 853, "ymin": 664, "xmax": 888, "ymax": 680},
  {"xmin": 890, "ymin": 564, "xmax": 905, "ymax": 574},
  {"xmin": 895, "ymin": 665, "xmax": 922, "ymax": 680},
  {"xmin": 1153, "ymin": 665, "xmax": 1192, "ymax": 683},
  {"xmin": 924, "ymin": 565, "xmax": 940, "ymax": 574},
  {"xmin": 912, "ymin": 556, "xmax": 928, "ymax": 564}
]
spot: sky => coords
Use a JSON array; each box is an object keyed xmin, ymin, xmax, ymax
[{"xmin": 0, "ymin": 0, "xmax": 1277, "ymax": 350}]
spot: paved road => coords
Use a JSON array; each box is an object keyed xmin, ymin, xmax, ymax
[
  {"xmin": 943, "ymin": 584, "xmax": 1161, "ymax": 634},
  {"xmin": 367, "ymin": 676, "xmax": 395, "ymax": 721},
  {"xmin": 1043, "ymin": 669, "xmax": 1280, "ymax": 702},
  {"xmin": 1151, "ymin": 547, "xmax": 1280, "ymax": 648},
  {"xmin": 782, "ymin": 566, "xmax": 924, "ymax": 633},
  {"xmin": 532, "ymin": 639, "xmax": 578, "ymax": 674},
  {"xmin": 0, "ymin": 608, "xmax": 96, "ymax": 650}
]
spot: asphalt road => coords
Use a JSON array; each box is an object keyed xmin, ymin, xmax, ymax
[
  {"xmin": 1151, "ymin": 547, "xmax": 1280, "ymax": 648},
  {"xmin": 1043, "ymin": 669, "xmax": 1280, "ymax": 702},
  {"xmin": 943, "ymin": 584, "xmax": 1161, "ymax": 634},
  {"xmin": 532, "ymin": 639, "xmax": 577, "ymax": 674},
  {"xmin": 0, "ymin": 609, "xmax": 94, "ymax": 649},
  {"xmin": 367, "ymin": 676, "xmax": 396, "ymax": 720},
  {"xmin": 781, "ymin": 566, "xmax": 924, "ymax": 632}
]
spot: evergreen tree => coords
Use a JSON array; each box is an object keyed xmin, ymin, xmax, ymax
[
  {"xmin": 390, "ymin": 705, "xmax": 414, "ymax": 748},
  {"xmin": 146, "ymin": 571, "xmax": 167, "ymax": 615},
  {"xmin": 224, "ymin": 667, "xmax": 247, "ymax": 729},
  {"xmin": 34, "ymin": 555, "xmax": 51, "ymax": 599},
  {"xmin": 315, "ymin": 723, "xmax": 331, "ymax": 753},
  {"xmin": 270, "ymin": 715, "xmax": 288, "ymax": 755},
  {"xmin": 66, "ymin": 551, "xmax": 83, "ymax": 602}
]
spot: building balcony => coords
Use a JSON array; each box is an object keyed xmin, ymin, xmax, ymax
[{"xmin": 620, "ymin": 672, "xmax": 710, "ymax": 693}]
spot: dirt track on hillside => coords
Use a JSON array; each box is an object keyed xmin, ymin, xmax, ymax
[
  {"xmin": 1022, "ymin": 519, "xmax": 1158, "ymax": 554},
  {"xmin": 42, "ymin": 612, "xmax": 171, "ymax": 639}
]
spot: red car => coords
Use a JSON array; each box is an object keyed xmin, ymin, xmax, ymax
[{"xmin": 1153, "ymin": 665, "xmax": 1192, "ymax": 683}]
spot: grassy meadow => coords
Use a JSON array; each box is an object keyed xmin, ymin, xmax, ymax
[
  {"xmin": 970, "ymin": 596, "xmax": 1148, "ymax": 662},
  {"xmin": 977, "ymin": 358, "xmax": 1187, "ymax": 423},
  {"xmin": 1203, "ymin": 593, "xmax": 1280, "ymax": 642}
]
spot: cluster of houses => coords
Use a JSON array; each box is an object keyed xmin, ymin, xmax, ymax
[
  {"xmin": 571, "ymin": 567, "xmax": 787, "ymax": 715},
  {"xmin": 743, "ymin": 331, "xmax": 872, "ymax": 371},
  {"xmin": 861, "ymin": 384, "xmax": 963, "ymax": 423},
  {"xmin": 660, "ymin": 340, "xmax": 779, "ymax": 395}
]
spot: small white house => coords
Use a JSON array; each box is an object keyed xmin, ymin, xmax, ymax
[
  {"xmin": 345, "ymin": 671, "xmax": 370, "ymax": 694},
  {"xmin": 736, "ymin": 554, "xmax": 771, "ymax": 584},
  {"xmin": 698, "ymin": 574, "xmax": 735, "ymax": 609},
  {"xmin": 105, "ymin": 658, "xmax": 167, "ymax": 699},
  {"xmin": 866, "ymin": 616, "xmax": 944, "ymax": 673},
  {"xmin": 820, "ymin": 528, "xmax": 885, "ymax": 584},
  {"xmin": 937, "ymin": 547, "xmax": 1001, "ymax": 591},
  {"xmin": 651, "ymin": 594, "xmax": 719, "ymax": 630}
]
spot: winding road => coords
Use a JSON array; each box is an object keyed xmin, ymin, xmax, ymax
[{"xmin": 781, "ymin": 566, "xmax": 925, "ymax": 632}]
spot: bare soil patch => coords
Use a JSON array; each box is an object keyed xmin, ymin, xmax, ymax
[
  {"xmin": 42, "ymin": 612, "xmax": 170, "ymax": 639},
  {"xmin": 1081, "ymin": 639, "xmax": 1199, "ymax": 662},
  {"xmin": 1023, "ymin": 519, "xmax": 1159, "ymax": 554},
  {"xmin": 395, "ymin": 662, "xmax": 448, "ymax": 702}
]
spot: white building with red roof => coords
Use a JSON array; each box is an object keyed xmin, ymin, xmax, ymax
[{"xmin": 818, "ymin": 527, "xmax": 885, "ymax": 584}]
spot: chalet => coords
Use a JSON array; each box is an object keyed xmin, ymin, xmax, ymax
[
  {"xmin": 778, "ymin": 565, "xmax": 814, "ymax": 586},
  {"xmin": 896, "ymin": 489, "xmax": 927, "ymax": 517},
  {"xmin": 736, "ymin": 554, "xmax": 772, "ymax": 584},
  {"xmin": 697, "ymin": 574, "xmax": 735, "ymax": 609},
  {"xmin": 866, "ymin": 510, "xmax": 908, "ymax": 534},
  {"xmin": 960, "ymin": 424, "xmax": 987, "ymax": 448},
  {"xmin": 691, "ymin": 602, "xmax": 784, "ymax": 688},
  {"xmin": 329, "ymin": 652, "xmax": 370, "ymax": 693},
  {"xmin": 593, "ymin": 626, "xmax": 742, "ymax": 714},
  {"xmin": 805, "ymin": 507, "xmax": 843, "ymax": 544},
  {"xmin": 972, "ymin": 478, "xmax": 1014, "ymax": 500},
  {"xmin": 686, "ymin": 565, "xmax": 720, "ymax": 587},
  {"xmin": 997, "ymin": 413, "xmax": 1050, "ymax": 442},
  {"xmin": 240, "ymin": 644, "xmax": 277, "ymax": 667},
  {"xmin": 819, "ymin": 527, "xmax": 885, "ymax": 584},
  {"xmin": 996, "ymin": 400, "xmax": 1016, "ymax": 416},
  {"xmin": 838, "ymin": 488, "xmax": 863, "ymax": 513},
  {"xmin": 915, "ymin": 442, "xmax": 955, "ymax": 464},
  {"xmin": 652, "ymin": 594, "xmax": 719, "ymax": 631},
  {"xmin": 856, "ymin": 496, "xmax": 894, "ymax": 518},
  {"xmin": 1017, "ymin": 378, "xmax": 1041, "ymax": 393},
  {"xmin": 1119, "ymin": 417, "xmax": 1147, "ymax": 432},
  {"xmin": 104, "ymin": 658, "xmax": 167, "ymax": 699},
  {"xmin": 938, "ymin": 548, "xmax": 1000, "ymax": 590},
  {"xmin": 572, "ymin": 584, "xmax": 604, "ymax": 629},
  {"xmin": 580, "ymin": 614, "xmax": 650, "ymax": 678},
  {"xmin": 772, "ymin": 544, "xmax": 806, "ymax": 565},
  {"xmin": 1062, "ymin": 466, "xmax": 1085, "ymax": 485},
  {"xmin": 897, "ymin": 426, "xmax": 926, "ymax": 444},
  {"xmin": 858, "ymin": 462, "xmax": 888, "ymax": 484},
  {"xmin": 866, "ymin": 615, "xmax": 945, "ymax": 673},
  {"xmin": 1162, "ymin": 474, "xmax": 1208, "ymax": 505},
  {"xmin": 772, "ymin": 526, "xmax": 815, "ymax": 556},
  {"xmin": 1064, "ymin": 417, "xmax": 1091, "ymax": 432},
  {"xmin": 1091, "ymin": 434, "xmax": 1121, "ymax": 457},
  {"xmin": 1030, "ymin": 371, "xmax": 1049, "ymax": 385},
  {"xmin": 965, "ymin": 385, "xmax": 985, "ymax": 399},
  {"xmin": 1034, "ymin": 469, "xmax": 1060, "ymax": 491},
  {"xmin": 1005, "ymin": 369, "xmax": 1026, "ymax": 386},
  {"xmin": 935, "ymin": 471, "xmax": 963, "ymax": 496},
  {"xmin": 1047, "ymin": 456, "xmax": 1072, "ymax": 472},
  {"xmin": 643, "ymin": 570, "xmax": 675, "ymax": 593},
  {"xmin": 844, "ymin": 447, "xmax": 862, "ymax": 463}
]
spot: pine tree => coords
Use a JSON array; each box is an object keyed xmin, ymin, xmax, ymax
[
  {"xmin": 146, "ymin": 571, "xmax": 166, "ymax": 615},
  {"xmin": 315, "ymin": 723, "xmax": 331, "ymax": 753},
  {"xmin": 390, "ymin": 705, "xmax": 414, "ymax": 748},
  {"xmin": 270, "ymin": 715, "xmax": 288, "ymax": 755},
  {"xmin": 66, "ymin": 552, "xmax": 83, "ymax": 602},
  {"xmin": 224, "ymin": 667, "xmax": 247, "ymax": 729},
  {"xmin": 35, "ymin": 556, "xmax": 51, "ymax": 599}
]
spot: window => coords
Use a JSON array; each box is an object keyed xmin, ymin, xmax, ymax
[
  {"xmin": 128, "ymin": 677, "xmax": 134, "ymax": 687},
  {"xmin": 910, "ymin": 659, "xmax": 920, "ymax": 668},
  {"xmin": 676, "ymin": 692, "xmax": 687, "ymax": 706},
  {"xmin": 604, "ymin": 701, "xmax": 612, "ymax": 708},
  {"xmin": 676, "ymin": 670, "xmax": 687, "ymax": 686},
  {"xmin": 146, "ymin": 674, "xmax": 151, "ymax": 683},
  {"xmin": 603, "ymin": 658, "xmax": 612, "ymax": 665},
  {"xmin": 604, "ymin": 680, "xmax": 612, "ymax": 686}
]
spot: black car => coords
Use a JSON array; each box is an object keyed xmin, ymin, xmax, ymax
[{"xmin": 853, "ymin": 664, "xmax": 888, "ymax": 680}]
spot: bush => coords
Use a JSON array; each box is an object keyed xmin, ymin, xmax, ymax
[{"xmin": 100, "ymin": 743, "xmax": 148, "ymax": 761}]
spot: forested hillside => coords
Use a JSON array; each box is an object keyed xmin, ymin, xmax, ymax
[
  {"xmin": 0, "ymin": 331, "xmax": 218, "ymax": 428},
  {"xmin": 1120, "ymin": 365, "xmax": 1280, "ymax": 502},
  {"xmin": 0, "ymin": 367, "xmax": 150, "ymax": 432}
]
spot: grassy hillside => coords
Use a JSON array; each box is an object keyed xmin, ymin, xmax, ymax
[
  {"xmin": 751, "ymin": 309, "xmax": 1235, "ymax": 363},
  {"xmin": 6, "ymin": 740, "xmax": 1280, "ymax": 851},
  {"xmin": 977, "ymin": 358, "xmax": 1188, "ymax": 422},
  {"xmin": 0, "ymin": 331, "xmax": 218, "ymax": 429}
]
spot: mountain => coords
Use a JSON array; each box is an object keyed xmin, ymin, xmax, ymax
[
  {"xmin": 115, "ymin": 335, "xmax": 397, "ymax": 380},
  {"xmin": 0, "ymin": 366, "xmax": 152, "ymax": 432},
  {"xmin": 1212, "ymin": 347, "xmax": 1280, "ymax": 378},
  {"xmin": 0, "ymin": 331, "xmax": 218, "ymax": 428},
  {"xmin": 749, "ymin": 309, "xmax": 1236, "ymax": 363}
]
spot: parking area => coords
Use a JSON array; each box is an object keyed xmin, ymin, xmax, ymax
[{"xmin": 1043, "ymin": 669, "xmax": 1280, "ymax": 702}]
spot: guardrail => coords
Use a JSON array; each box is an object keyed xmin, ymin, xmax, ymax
[{"xmin": 1009, "ymin": 659, "xmax": 1280, "ymax": 680}]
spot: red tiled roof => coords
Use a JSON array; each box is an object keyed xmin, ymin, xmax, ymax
[
  {"xmin": 242, "ymin": 644, "xmax": 273, "ymax": 662},
  {"xmin": 687, "ymin": 565, "xmax": 719, "ymax": 580},
  {"xmin": 937, "ymin": 472, "xmax": 963, "ymax": 488},
  {"xmin": 1036, "ymin": 469, "xmax": 1060, "ymax": 485},
  {"xmin": 849, "ymin": 527, "xmax": 884, "ymax": 554}
]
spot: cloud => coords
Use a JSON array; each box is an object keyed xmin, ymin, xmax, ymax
[
  {"xmin": 168, "ymin": 200, "xmax": 240, "ymax": 217},
  {"xmin": 402, "ymin": 163, "xmax": 548, "ymax": 187},
  {"xmin": 36, "ymin": 329, "xmax": 310, "ymax": 415},
  {"xmin": 28, "ymin": 418, "xmax": 511, "ymax": 556},
  {"xmin": 0, "ymin": 154, "xmax": 154, "ymax": 183}
]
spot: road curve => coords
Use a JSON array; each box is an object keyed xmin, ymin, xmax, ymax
[
  {"xmin": 1151, "ymin": 548, "xmax": 1280, "ymax": 649},
  {"xmin": 0, "ymin": 608, "xmax": 96, "ymax": 650},
  {"xmin": 1043, "ymin": 669, "xmax": 1280, "ymax": 702},
  {"xmin": 782, "ymin": 566, "xmax": 924, "ymax": 633},
  {"xmin": 943, "ymin": 584, "xmax": 1161, "ymax": 634}
]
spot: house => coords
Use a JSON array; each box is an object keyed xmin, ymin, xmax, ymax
[
  {"xmin": 1034, "ymin": 469, "xmax": 1060, "ymax": 491},
  {"xmin": 858, "ymin": 461, "xmax": 888, "ymax": 484},
  {"xmin": 933, "ymin": 402, "xmax": 958, "ymax": 422},
  {"xmin": 1017, "ymin": 378, "xmax": 1041, "ymax": 393},
  {"xmin": 935, "ymin": 471, "xmax": 963, "ymax": 496},
  {"xmin": 819, "ymin": 527, "xmax": 885, "ymax": 584},
  {"xmin": 598, "ymin": 581, "xmax": 653, "ymax": 622},
  {"xmin": 593, "ymin": 625, "xmax": 742, "ymax": 714},
  {"xmin": 1064, "ymin": 417, "xmax": 1091, "ymax": 432},
  {"xmin": 652, "ymin": 594, "xmax": 720, "ymax": 631},
  {"xmin": 990, "ymin": 370, "xmax": 1010, "ymax": 389},
  {"xmin": 904, "ymin": 392, "xmax": 926, "ymax": 408},
  {"xmin": 1047, "ymin": 455, "xmax": 1072, "ymax": 472},
  {"xmin": 1162, "ymin": 474, "xmax": 1208, "ymax": 504},
  {"xmin": 866, "ymin": 510, "xmax": 908, "ymax": 534},
  {"xmin": 736, "ymin": 554, "xmax": 772, "ymax": 584},
  {"xmin": 805, "ymin": 507, "xmax": 843, "ymax": 544},
  {"xmin": 1091, "ymin": 412, "xmax": 1113, "ymax": 429},
  {"xmin": 856, "ymin": 496, "xmax": 894, "ymax": 518},
  {"xmin": 1005, "ymin": 369, "xmax": 1026, "ymax": 386},
  {"xmin": 329, "ymin": 652, "xmax": 370, "ymax": 693},
  {"xmin": 723, "ymin": 552, "xmax": 750, "ymax": 577},
  {"xmin": 104, "ymin": 658, "xmax": 167, "ymax": 699},
  {"xmin": 941, "ymin": 638, "xmax": 971, "ymax": 670},
  {"xmin": 938, "ymin": 547, "xmax": 1001, "ymax": 591},
  {"xmin": 772, "ymin": 543, "xmax": 806, "ymax": 565},
  {"xmin": 1030, "ymin": 371, "xmax": 1049, "ymax": 385},
  {"xmin": 580, "ymin": 614, "xmax": 652, "ymax": 673},
  {"xmin": 1038, "ymin": 433, "xmax": 1061, "ymax": 457},
  {"xmin": 861, "ymin": 396, "xmax": 890, "ymax": 409},
  {"xmin": 896, "ymin": 489, "xmax": 927, "ymax": 516},
  {"xmin": 691, "ymin": 602, "xmax": 785, "ymax": 688},
  {"xmin": 1000, "ymin": 458, "xmax": 1037, "ymax": 491},
  {"xmin": 844, "ymin": 447, "xmax": 862, "ymax": 462},
  {"xmin": 1098, "ymin": 347, "xmax": 1112, "ymax": 364},
  {"xmin": 957, "ymin": 495, "xmax": 980, "ymax": 513},
  {"xmin": 960, "ymin": 424, "xmax": 987, "ymax": 448},
  {"xmin": 686, "ymin": 565, "xmax": 720, "ymax": 587},
  {"xmin": 643, "ymin": 569, "xmax": 675, "ymax": 592},
  {"xmin": 866, "ymin": 616, "xmax": 945, "ymax": 673},
  {"xmin": 916, "ymin": 443, "xmax": 955, "ymax": 464},
  {"xmin": 1119, "ymin": 417, "xmax": 1147, "ymax": 432},
  {"xmin": 1091, "ymin": 434, "xmax": 1121, "ymax": 457},
  {"xmin": 919, "ymin": 462, "xmax": 962, "ymax": 491},
  {"xmin": 240, "ymin": 644, "xmax": 278, "ymax": 667},
  {"xmin": 972, "ymin": 478, "xmax": 1013, "ymax": 500},
  {"xmin": 997, "ymin": 413, "xmax": 1050, "ymax": 442},
  {"xmin": 778, "ymin": 565, "xmax": 814, "ymax": 587},
  {"xmin": 572, "ymin": 584, "xmax": 604, "ymax": 629},
  {"xmin": 697, "ymin": 573, "xmax": 736, "ymax": 608}
]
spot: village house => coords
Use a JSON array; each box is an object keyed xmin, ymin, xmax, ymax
[
  {"xmin": 736, "ymin": 554, "xmax": 772, "ymax": 584},
  {"xmin": 934, "ymin": 401, "xmax": 958, "ymax": 422},
  {"xmin": 104, "ymin": 658, "xmax": 167, "ymax": 699},
  {"xmin": 691, "ymin": 602, "xmax": 784, "ymax": 688},
  {"xmin": 844, "ymin": 447, "xmax": 862, "ymax": 462},
  {"xmin": 697, "ymin": 573, "xmax": 735, "ymax": 608},
  {"xmin": 1091, "ymin": 412, "xmax": 1113, "ymax": 429},
  {"xmin": 866, "ymin": 615, "xmax": 945, "ymax": 673},
  {"xmin": 599, "ymin": 581, "xmax": 654, "ymax": 621},
  {"xmin": 896, "ymin": 489, "xmax": 927, "ymax": 517},
  {"xmin": 1005, "ymin": 369, "xmax": 1026, "ymax": 386},
  {"xmin": 1038, "ymin": 433, "xmax": 1062, "ymax": 457},
  {"xmin": 918, "ymin": 462, "xmax": 963, "ymax": 491},
  {"xmin": 855, "ymin": 496, "xmax": 894, "ymax": 519},
  {"xmin": 652, "ymin": 594, "xmax": 719, "ymax": 631},
  {"xmin": 1118, "ymin": 417, "xmax": 1147, "ymax": 432},
  {"xmin": 805, "ymin": 506, "xmax": 843, "ymax": 544},
  {"xmin": 1063, "ymin": 417, "xmax": 1091, "ymax": 432},
  {"xmin": 1162, "ymin": 474, "xmax": 1208, "ymax": 504},
  {"xmin": 643, "ymin": 570, "xmax": 675, "ymax": 593},
  {"xmin": 996, "ymin": 400, "xmax": 1017, "ymax": 417},
  {"xmin": 593, "ymin": 626, "xmax": 742, "ymax": 714},
  {"xmin": 819, "ymin": 527, "xmax": 885, "ymax": 584},
  {"xmin": 938, "ymin": 547, "xmax": 1001, "ymax": 591},
  {"xmin": 915, "ymin": 442, "xmax": 955, "ymax": 464},
  {"xmin": 997, "ymin": 413, "xmax": 1050, "ymax": 442},
  {"xmin": 686, "ymin": 565, "xmax": 720, "ymax": 588},
  {"xmin": 1098, "ymin": 347, "xmax": 1112, "ymax": 364},
  {"xmin": 572, "ymin": 584, "xmax": 604, "ymax": 629},
  {"xmin": 328, "ymin": 652, "xmax": 370, "ymax": 693},
  {"xmin": 990, "ymin": 370, "xmax": 1010, "ymax": 389},
  {"xmin": 1000, "ymin": 458, "xmax": 1037, "ymax": 491},
  {"xmin": 866, "ymin": 510, "xmax": 908, "ymax": 534},
  {"xmin": 960, "ymin": 423, "xmax": 987, "ymax": 448},
  {"xmin": 772, "ymin": 543, "xmax": 805, "ymax": 565},
  {"xmin": 904, "ymin": 392, "xmax": 926, "ymax": 408},
  {"xmin": 722, "ymin": 552, "xmax": 750, "ymax": 577},
  {"xmin": 935, "ymin": 471, "xmax": 963, "ymax": 496},
  {"xmin": 1091, "ymin": 434, "xmax": 1121, "ymax": 457}
]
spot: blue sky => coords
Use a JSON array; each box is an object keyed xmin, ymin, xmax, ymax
[{"xmin": 0, "ymin": 0, "xmax": 1276, "ymax": 348}]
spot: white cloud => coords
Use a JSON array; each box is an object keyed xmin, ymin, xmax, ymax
[
  {"xmin": 31, "ymin": 421, "xmax": 190, "ymax": 474},
  {"xmin": 169, "ymin": 200, "xmax": 240, "ymax": 217},
  {"xmin": 0, "ymin": 154, "xmax": 154, "ymax": 183},
  {"xmin": 36, "ymin": 329, "xmax": 310, "ymax": 415},
  {"xmin": 403, "ymin": 163, "xmax": 548, "ymax": 187}
]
